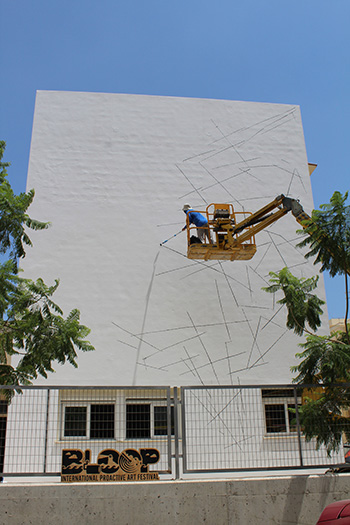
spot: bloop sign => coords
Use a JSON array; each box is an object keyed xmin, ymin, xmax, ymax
[{"xmin": 61, "ymin": 447, "xmax": 160, "ymax": 482}]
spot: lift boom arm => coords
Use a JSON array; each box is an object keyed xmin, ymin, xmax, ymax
[
  {"xmin": 230, "ymin": 194, "xmax": 350, "ymax": 276},
  {"xmin": 231, "ymin": 194, "xmax": 310, "ymax": 246}
]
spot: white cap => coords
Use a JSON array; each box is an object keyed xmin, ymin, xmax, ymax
[{"xmin": 183, "ymin": 204, "xmax": 192, "ymax": 212}]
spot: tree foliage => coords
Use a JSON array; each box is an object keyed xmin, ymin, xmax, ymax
[
  {"xmin": 264, "ymin": 191, "xmax": 350, "ymax": 455},
  {"xmin": 0, "ymin": 141, "xmax": 49, "ymax": 264},
  {"xmin": 292, "ymin": 331, "xmax": 350, "ymax": 385},
  {"xmin": 263, "ymin": 268, "xmax": 325, "ymax": 336},
  {"xmin": 296, "ymin": 391, "xmax": 350, "ymax": 454},
  {"xmin": 0, "ymin": 142, "xmax": 94, "ymax": 395},
  {"xmin": 298, "ymin": 190, "xmax": 350, "ymax": 341},
  {"xmin": 297, "ymin": 191, "xmax": 350, "ymax": 277}
]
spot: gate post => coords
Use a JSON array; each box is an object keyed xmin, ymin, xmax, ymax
[
  {"xmin": 174, "ymin": 387, "xmax": 180, "ymax": 479},
  {"xmin": 294, "ymin": 386, "xmax": 303, "ymax": 467}
]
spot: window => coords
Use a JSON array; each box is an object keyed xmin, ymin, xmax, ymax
[
  {"xmin": 64, "ymin": 406, "xmax": 87, "ymax": 437},
  {"xmin": 63, "ymin": 404, "xmax": 115, "ymax": 439},
  {"xmin": 126, "ymin": 402, "xmax": 174, "ymax": 439},
  {"xmin": 262, "ymin": 389, "xmax": 300, "ymax": 435},
  {"xmin": 154, "ymin": 406, "xmax": 175, "ymax": 436},
  {"xmin": 126, "ymin": 404, "xmax": 151, "ymax": 439},
  {"xmin": 90, "ymin": 404, "xmax": 115, "ymax": 439},
  {"xmin": 264, "ymin": 403, "xmax": 297, "ymax": 433}
]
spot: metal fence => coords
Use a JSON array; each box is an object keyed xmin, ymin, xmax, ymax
[
  {"xmin": 0, "ymin": 384, "xmax": 349, "ymax": 479},
  {"xmin": 0, "ymin": 386, "xmax": 173, "ymax": 478},
  {"xmin": 181, "ymin": 385, "xmax": 349, "ymax": 474}
]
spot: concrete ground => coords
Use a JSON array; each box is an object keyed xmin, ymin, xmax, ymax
[{"xmin": 1, "ymin": 473, "xmax": 350, "ymax": 525}]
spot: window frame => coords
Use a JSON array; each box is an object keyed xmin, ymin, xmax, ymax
[
  {"xmin": 125, "ymin": 399, "xmax": 175, "ymax": 439},
  {"xmin": 261, "ymin": 389, "xmax": 301, "ymax": 436},
  {"xmin": 61, "ymin": 401, "xmax": 116, "ymax": 441}
]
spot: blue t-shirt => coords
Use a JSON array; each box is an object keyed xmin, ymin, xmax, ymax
[{"xmin": 186, "ymin": 210, "xmax": 208, "ymax": 227}]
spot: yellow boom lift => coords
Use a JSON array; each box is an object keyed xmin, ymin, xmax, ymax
[{"xmin": 186, "ymin": 195, "xmax": 310, "ymax": 261}]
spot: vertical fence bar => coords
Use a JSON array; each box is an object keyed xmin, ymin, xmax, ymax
[
  {"xmin": 167, "ymin": 387, "xmax": 172, "ymax": 474},
  {"xmin": 43, "ymin": 388, "xmax": 50, "ymax": 474},
  {"xmin": 294, "ymin": 386, "xmax": 304, "ymax": 467},
  {"xmin": 173, "ymin": 387, "xmax": 180, "ymax": 479},
  {"xmin": 180, "ymin": 387, "xmax": 187, "ymax": 474}
]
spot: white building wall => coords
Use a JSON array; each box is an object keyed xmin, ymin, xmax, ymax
[
  {"xmin": 21, "ymin": 91, "xmax": 328, "ymax": 387},
  {"xmin": 4, "ymin": 93, "xmax": 339, "ymax": 479}
]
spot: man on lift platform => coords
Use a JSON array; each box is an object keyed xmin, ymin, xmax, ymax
[{"xmin": 182, "ymin": 204, "xmax": 212, "ymax": 243}]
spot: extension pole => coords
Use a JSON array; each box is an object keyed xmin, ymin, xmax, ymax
[{"xmin": 160, "ymin": 230, "xmax": 184, "ymax": 246}]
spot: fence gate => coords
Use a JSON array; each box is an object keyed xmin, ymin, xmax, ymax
[
  {"xmin": 180, "ymin": 385, "xmax": 348, "ymax": 475},
  {"xmin": 1, "ymin": 386, "xmax": 173, "ymax": 479}
]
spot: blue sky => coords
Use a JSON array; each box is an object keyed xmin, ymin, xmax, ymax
[{"xmin": 1, "ymin": 0, "xmax": 349, "ymax": 318}]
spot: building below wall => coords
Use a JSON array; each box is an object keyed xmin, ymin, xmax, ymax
[{"xmin": 330, "ymin": 318, "xmax": 347, "ymax": 332}]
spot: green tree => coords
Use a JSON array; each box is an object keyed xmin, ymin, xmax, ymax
[
  {"xmin": 0, "ymin": 141, "xmax": 94, "ymax": 395},
  {"xmin": 263, "ymin": 191, "xmax": 350, "ymax": 455},
  {"xmin": 0, "ymin": 141, "xmax": 50, "ymax": 264},
  {"xmin": 297, "ymin": 190, "xmax": 350, "ymax": 341},
  {"xmin": 263, "ymin": 268, "xmax": 325, "ymax": 337}
]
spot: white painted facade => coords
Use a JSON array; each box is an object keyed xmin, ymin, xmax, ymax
[
  {"xmin": 21, "ymin": 91, "xmax": 328, "ymax": 387},
  {"xmin": 4, "ymin": 92, "xmax": 339, "ymax": 478}
]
